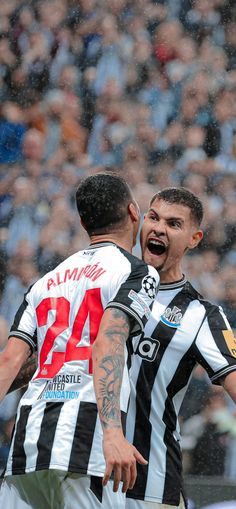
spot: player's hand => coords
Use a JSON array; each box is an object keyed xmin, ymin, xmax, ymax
[{"xmin": 102, "ymin": 428, "xmax": 148, "ymax": 493}]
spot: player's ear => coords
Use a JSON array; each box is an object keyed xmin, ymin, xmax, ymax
[
  {"xmin": 80, "ymin": 217, "xmax": 87, "ymax": 231},
  {"xmin": 128, "ymin": 201, "xmax": 140, "ymax": 224},
  {"xmin": 188, "ymin": 230, "xmax": 203, "ymax": 250}
]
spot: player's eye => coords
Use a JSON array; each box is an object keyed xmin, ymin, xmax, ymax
[
  {"xmin": 169, "ymin": 220, "xmax": 181, "ymax": 228},
  {"xmin": 148, "ymin": 213, "xmax": 158, "ymax": 221}
]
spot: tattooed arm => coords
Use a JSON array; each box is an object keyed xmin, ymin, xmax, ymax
[
  {"xmin": 92, "ymin": 307, "xmax": 147, "ymax": 493},
  {"xmin": 7, "ymin": 352, "xmax": 37, "ymax": 394},
  {"xmin": 93, "ymin": 307, "xmax": 128, "ymax": 430}
]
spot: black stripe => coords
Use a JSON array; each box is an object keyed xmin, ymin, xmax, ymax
[
  {"xmin": 127, "ymin": 339, "xmax": 133, "ymax": 371},
  {"xmin": 115, "ymin": 245, "xmax": 150, "ymax": 298},
  {"xmin": 159, "ymin": 290, "xmax": 207, "ymax": 504},
  {"xmin": 36, "ymin": 402, "xmax": 63, "ymax": 469},
  {"xmin": 205, "ymin": 303, "xmax": 236, "ymax": 365},
  {"xmin": 9, "ymin": 286, "xmax": 37, "ymax": 349},
  {"xmin": 8, "ymin": 331, "xmax": 36, "ymax": 353},
  {"xmin": 114, "ymin": 249, "xmax": 158, "ymax": 334},
  {"xmin": 162, "ymin": 349, "xmax": 196, "ymax": 504},
  {"xmin": 161, "ymin": 300, "xmax": 209, "ymax": 505},
  {"xmin": 68, "ymin": 402, "xmax": 97, "ymax": 472},
  {"xmin": 12, "ymin": 405, "xmax": 32, "ymax": 474},
  {"xmin": 163, "ymin": 425, "xmax": 182, "ymax": 504},
  {"xmin": 10, "ymin": 286, "xmax": 33, "ymax": 330},
  {"xmin": 193, "ymin": 301, "xmax": 235, "ymax": 380},
  {"xmin": 121, "ymin": 410, "xmax": 127, "ymax": 434},
  {"xmin": 118, "ymin": 246, "xmax": 149, "ymax": 275},
  {"xmin": 90, "ymin": 476, "xmax": 103, "ymax": 503},
  {"xmin": 128, "ymin": 286, "xmax": 192, "ymax": 500}
]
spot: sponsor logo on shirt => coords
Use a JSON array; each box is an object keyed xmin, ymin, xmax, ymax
[
  {"xmin": 160, "ymin": 306, "xmax": 182, "ymax": 328},
  {"xmin": 38, "ymin": 374, "xmax": 81, "ymax": 400},
  {"xmin": 134, "ymin": 334, "xmax": 160, "ymax": 361},
  {"xmin": 222, "ymin": 330, "xmax": 236, "ymax": 358}
]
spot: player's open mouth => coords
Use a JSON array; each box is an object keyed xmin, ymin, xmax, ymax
[{"xmin": 147, "ymin": 240, "xmax": 167, "ymax": 256}]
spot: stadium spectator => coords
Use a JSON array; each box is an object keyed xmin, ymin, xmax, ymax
[
  {"xmin": 0, "ymin": 102, "xmax": 26, "ymax": 164},
  {"xmin": 181, "ymin": 387, "xmax": 230, "ymax": 476}
]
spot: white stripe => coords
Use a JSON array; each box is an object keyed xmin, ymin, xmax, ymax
[
  {"xmin": 9, "ymin": 331, "xmax": 35, "ymax": 350},
  {"xmin": 49, "ymin": 400, "xmax": 80, "ymax": 470},
  {"xmin": 87, "ymin": 416, "xmax": 105, "ymax": 475},
  {"xmin": 5, "ymin": 410, "xmax": 20, "ymax": 475},
  {"xmin": 211, "ymin": 365, "xmax": 236, "ymax": 382},
  {"xmin": 25, "ymin": 402, "xmax": 46, "ymax": 471},
  {"xmin": 196, "ymin": 317, "xmax": 230, "ymax": 372}
]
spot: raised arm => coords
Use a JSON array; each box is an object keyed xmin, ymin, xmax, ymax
[
  {"xmin": 0, "ymin": 337, "xmax": 31, "ymax": 401},
  {"xmin": 92, "ymin": 307, "xmax": 147, "ymax": 494}
]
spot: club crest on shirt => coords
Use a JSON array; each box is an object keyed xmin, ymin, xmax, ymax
[{"xmin": 160, "ymin": 306, "xmax": 182, "ymax": 328}]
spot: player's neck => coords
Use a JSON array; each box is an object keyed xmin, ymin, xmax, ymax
[
  {"xmin": 159, "ymin": 266, "xmax": 183, "ymax": 284},
  {"xmin": 90, "ymin": 233, "xmax": 133, "ymax": 253}
]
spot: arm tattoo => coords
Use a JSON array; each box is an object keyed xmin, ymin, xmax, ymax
[
  {"xmin": 7, "ymin": 353, "xmax": 37, "ymax": 394},
  {"xmin": 98, "ymin": 309, "xmax": 130, "ymax": 429}
]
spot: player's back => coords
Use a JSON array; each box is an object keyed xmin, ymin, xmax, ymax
[
  {"xmin": 6, "ymin": 241, "xmax": 157, "ymax": 477},
  {"xmin": 31, "ymin": 245, "xmax": 112, "ymax": 387},
  {"xmin": 15, "ymin": 242, "xmax": 135, "ymax": 402}
]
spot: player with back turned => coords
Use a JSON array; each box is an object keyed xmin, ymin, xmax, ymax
[{"xmin": 0, "ymin": 172, "xmax": 159, "ymax": 509}]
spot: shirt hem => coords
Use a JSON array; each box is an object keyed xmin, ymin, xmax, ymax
[
  {"xmin": 4, "ymin": 464, "xmax": 104, "ymax": 478},
  {"xmin": 126, "ymin": 493, "xmax": 180, "ymax": 505}
]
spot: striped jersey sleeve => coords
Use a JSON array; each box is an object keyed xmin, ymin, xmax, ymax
[
  {"xmin": 105, "ymin": 253, "xmax": 159, "ymax": 336},
  {"xmin": 8, "ymin": 285, "xmax": 37, "ymax": 353},
  {"xmin": 193, "ymin": 301, "xmax": 236, "ymax": 383}
]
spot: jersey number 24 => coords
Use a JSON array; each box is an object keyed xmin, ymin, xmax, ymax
[{"xmin": 34, "ymin": 288, "xmax": 103, "ymax": 379}]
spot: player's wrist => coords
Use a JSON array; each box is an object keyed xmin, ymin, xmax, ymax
[{"xmin": 103, "ymin": 425, "xmax": 123, "ymax": 436}]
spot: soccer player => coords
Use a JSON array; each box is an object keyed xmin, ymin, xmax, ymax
[
  {"xmin": 125, "ymin": 187, "xmax": 236, "ymax": 509},
  {"xmin": 0, "ymin": 172, "xmax": 159, "ymax": 509}
]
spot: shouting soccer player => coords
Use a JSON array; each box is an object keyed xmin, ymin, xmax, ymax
[{"xmin": 125, "ymin": 187, "xmax": 236, "ymax": 509}]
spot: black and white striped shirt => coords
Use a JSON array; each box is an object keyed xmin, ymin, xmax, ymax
[
  {"xmin": 126, "ymin": 278, "xmax": 236, "ymax": 506},
  {"xmin": 5, "ymin": 242, "xmax": 159, "ymax": 477}
]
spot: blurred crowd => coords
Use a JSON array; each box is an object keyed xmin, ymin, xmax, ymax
[{"xmin": 0, "ymin": 0, "xmax": 236, "ymax": 478}]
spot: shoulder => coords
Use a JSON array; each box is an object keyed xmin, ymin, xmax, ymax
[{"xmin": 185, "ymin": 282, "xmax": 230, "ymax": 323}]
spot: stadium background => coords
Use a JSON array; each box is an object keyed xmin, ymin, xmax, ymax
[{"xmin": 0, "ymin": 1, "xmax": 236, "ymax": 507}]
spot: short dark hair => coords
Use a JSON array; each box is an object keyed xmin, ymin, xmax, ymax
[
  {"xmin": 150, "ymin": 187, "xmax": 203, "ymax": 226},
  {"xmin": 76, "ymin": 172, "xmax": 134, "ymax": 235}
]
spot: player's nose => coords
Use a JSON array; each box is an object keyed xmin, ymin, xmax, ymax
[{"xmin": 152, "ymin": 219, "xmax": 167, "ymax": 236}]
